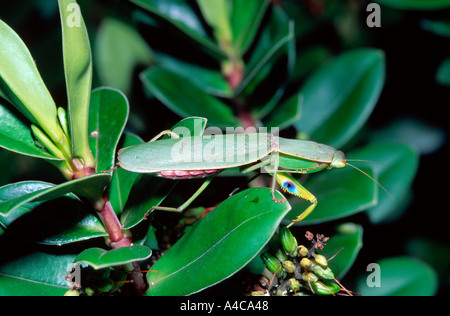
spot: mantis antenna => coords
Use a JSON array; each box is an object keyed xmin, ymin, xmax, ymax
[
  {"xmin": 346, "ymin": 162, "xmax": 396, "ymax": 202},
  {"xmin": 346, "ymin": 159, "xmax": 390, "ymax": 167}
]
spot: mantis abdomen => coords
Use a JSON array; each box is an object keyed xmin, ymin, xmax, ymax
[{"xmin": 156, "ymin": 169, "xmax": 220, "ymax": 179}]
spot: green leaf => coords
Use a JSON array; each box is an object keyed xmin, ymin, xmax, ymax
[
  {"xmin": 95, "ymin": 18, "xmax": 154, "ymax": 95},
  {"xmin": 230, "ymin": 0, "xmax": 270, "ymax": 55},
  {"xmin": 287, "ymin": 167, "xmax": 377, "ymax": 225},
  {"xmin": 109, "ymin": 133, "xmax": 144, "ymax": 214},
  {"xmin": 156, "ymin": 53, "xmax": 233, "ymax": 97},
  {"xmin": 58, "ymin": 0, "xmax": 95, "ymax": 167},
  {"xmin": 290, "ymin": 46, "xmax": 332, "ymax": 82},
  {"xmin": 120, "ymin": 175, "xmax": 174, "ymax": 229},
  {"xmin": 169, "ymin": 116, "xmax": 208, "ymax": 138},
  {"xmin": 421, "ymin": 20, "xmax": 450, "ymax": 38},
  {"xmin": 0, "ymin": 103, "xmax": 61, "ymax": 160},
  {"xmin": 197, "ymin": 0, "xmax": 233, "ymax": 46},
  {"xmin": 0, "ymin": 181, "xmax": 53, "ymax": 229},
  {"xmin": 38, "ymin": 213, "xmax": 107, "ymax": 246},
  {"xmin": 294, "ymin": 48, "xmax": 385, "ymax": 148},
  {"xmin": 369, "ymin": 118, "xmax": 445, "ymax": 155},
  {"xmin": 436, "ymin": 57, "xmax": 450, "ymax": 86},
  {"xmin": 320, "ymin": 223, "xmax": 363, "ymax": 278},
  {"xmin": 0, "ymin": 252, "xmax": 75, "ymax": 296},
  {"xmin": 146, "ymin": 188, "xmax": 291, "ymax": 296},
  {"xmin": 74, "ymin": 246, "xmax": 152, "ymax": 270},
  {"xmin": 8, "ymin": 198, "xmax": 107, "ymax": 245},
  {"xmin": 236, "ymin": 7, "xmax": 294, "ymax": 96},
  {"xmin": 88, "ymin": 87, "xmax": 129, "ymax": 173},
  {"xmin": 356, "ymin": 256, "xmax": 438, "ymax": 296},
  {"xmin": 0, "ymin": 174, "xmax": 110, "ymax": 229},
  {"xmin": 140, "ymin": 67, "xmax": 239, "ymax": 128},
  {"xmin": 131, "ymin": 0, "xmax": 224, "ymax": 59},
  {"xmin": 377, "ymin": 0, "xmax": 450, "ymax": 10},
  {"xmin": 263, "ymin": 94, "xmax": 302, "ymax": 131},
  {"xmin": 348, "ymin": 141, "xmax": 419, "ymax": 224},
  {"xmin": 0, "ymin": 18, "xmax": 68, "ymax": 155},
  {"xmin": 405, "ymin": 238, "xmax": 450, "ymax": 278}
]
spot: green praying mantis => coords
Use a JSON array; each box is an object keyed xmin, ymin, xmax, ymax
[{"xmin": 117, "ymin": 122, "xmax": 392, "ymax": 223}]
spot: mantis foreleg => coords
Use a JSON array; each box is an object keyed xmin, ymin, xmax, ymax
[{"xmin": 275, "ymin": 173, "xmax": 318, "ymax": 223}]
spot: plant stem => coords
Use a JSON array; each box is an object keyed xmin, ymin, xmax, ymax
[
  {"xmin": 95, "ymin": 195, "xmax": 147, "ymax": 295},
  {"xmin": 97, "ymin": 198, "xmax": 125, "ymax": 244},
  {"xmin": 223, "ymin": 55, "xmax": 244, "ymax": 91}
]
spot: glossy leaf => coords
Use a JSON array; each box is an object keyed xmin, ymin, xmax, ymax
[
  {"xmin": 286, "ymin": 167, "xmax": 377, "ymax": 225},
  {"xmin": 230, "ymin": 0, "xmax": 270, "ymax": 55},
  {"xmin": 263, "ymin": 93, "xmax": 302, "ymax": 131},
  {"xmin": 290, "ymin": 46, "xmax": 332, "ymax": 82},
  {"xmin": 348, "ymin": 141, "xmax": 419, "ymax": 224},
  {"xmin": 10, "ymin": 199, "xmax": 106, "ymax": 245},
  {"xmin": 421, "ymin": 20, "xmax": 450, "ymax": 38},
  {"xmin": 88, "ymin": 87, "xmax": 129, "ymax": 173},
  {"xmin": 294, "ymin": 48, "xmax": 385, "ymax": 148},
  {"xmin": 0, "ymin": 252, "xmax": 75, "ymax": 296},
  {"xmin": 74, "ymin": 246, "xmax": 152, "ymax": 270},
  {"xmin": 236, "ymin": 7, "xmax": 294, "ymax": 96},
  {"xmin": 0, "ymin": 103, "xmax": 61, "ymax": 160},
  {"xmin": 320, "ymin": 223, "xmax": 363, "ymax": 278},
  {"xmin": 120, "ymin": 175, "xmax": 174, "ymax": 229},
  {"xmin": 140, "ymin": 67, "xmax": 239, "ymax": 127},
  {"xmin": 369, "ymin": 118, "xmax": 445, "ymax": 155},
  {"xmin": 109, "ymin": 133, "xmax": 144, "ymax": 214},
  {"xmin": 0, "ymin": 174, "xmax": 110, "ymax": 229},
  {"xmin": 357, "ymin": 256, "xmax": 438, "ymax": 296},
  {"xmin": 0, "ymin": 182, "xmax": 106, "ymax": 245},
  {"xmin": 168, "ymin": 116, "xmax": 208, "ymax": 138},
  {"xmin": 59, "ymin": 0, "xmax": 95, "ymax": 167},
  {"xmin": 41, "ymin": 215, "xmax": 107, "ymax": 246},
  {"xmin": 130, "ymin": 0, "xmax": 224, "ymax": 58},
  {"xmin": 146, "ymin": 188, "xmax": 291, "ymax": 296},
  {"xmin": 156, "ymin": 53, "xmax": 233, "ymax": 97},
  {"xmin": 197, "ymin": 0, "xmax": 232, "ymax": 46},
  {"xmin": 436, "ymin": 57, "xmax": 450, "ymax": 86},
  {"xmin": 377, "ymin": 0, "xmax": 450, "ymax": 10},
  {"xmin": 405, "ymin": 238, "xmax": 450, "ymax": 278},
  {"xmin": 95, "ymin": 18, "xmax": 154, "ymax": 95},
  {"xmin": 0, "ymin": 181, "xmax": 53, "ymax": 229},
  {"xmin": 0, "ymin": 18, "xmax": 67, "ymax": 154}
]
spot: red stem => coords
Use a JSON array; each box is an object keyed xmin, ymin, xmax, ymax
[{"xmin": 95, "ymin": 196, "xmax": 147, "ymax": 295}]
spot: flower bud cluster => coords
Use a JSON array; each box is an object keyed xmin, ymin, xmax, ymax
[{"xmin": 257, "ymin": 228, "xmax": 341, "ymax": 296}]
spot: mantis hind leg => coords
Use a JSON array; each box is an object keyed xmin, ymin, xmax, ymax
[{"xmin": 145, "ymin": 177, "xmax": 214, "ymax": 217}]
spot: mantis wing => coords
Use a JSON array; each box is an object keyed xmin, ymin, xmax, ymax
[
  {"xmin": 118, "ymin": 134, "xmax": 272, "ymax": 173},
  {"xmin": 278, "ymin": 137, "xmax": 337, "ymax": 163}
]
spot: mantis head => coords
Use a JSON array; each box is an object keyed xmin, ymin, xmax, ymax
[{"xmin": 330, "ymin": 151, "xmax": 347, "ymax": 169}]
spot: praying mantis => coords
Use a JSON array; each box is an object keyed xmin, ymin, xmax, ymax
[{"xmin": 117, "ymin": 123, "xmax": 390, "ymax": 223}]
